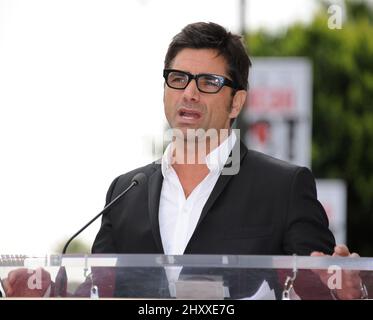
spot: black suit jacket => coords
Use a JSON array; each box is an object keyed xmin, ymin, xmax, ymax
[
  {"xmin": 92, "ymin": 141, "xmax": 335, "ymax": 256},
  {"xmin": 91, "ymin": 142, "xmax": 335, "ymax": 298}
]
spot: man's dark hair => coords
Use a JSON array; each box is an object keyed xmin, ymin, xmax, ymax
[{"xmin": 164, "ymin": 22, "xmax": 251, "ymax": 91}]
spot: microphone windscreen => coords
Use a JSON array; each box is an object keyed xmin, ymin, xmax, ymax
[{"xmin": 131, "ymin": 172, "xmax": 147, "ymax": 185}]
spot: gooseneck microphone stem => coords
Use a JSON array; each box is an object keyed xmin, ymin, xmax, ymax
[{"xmin": 62, "ymin": 174, "xmax": 144, "ymax": 254}]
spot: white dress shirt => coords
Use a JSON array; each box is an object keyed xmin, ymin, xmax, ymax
[{"xmin": 159, "ymin": 131, "xmax": 237, "ymax": 255}]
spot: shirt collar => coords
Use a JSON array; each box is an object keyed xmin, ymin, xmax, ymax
[
  {"xmin": 161, "ymin": 130, "xmax": 237, "ymax": 177},
  {"xmin": 161, "ymin": 143, "xmax": 174, "ymax": 177}
]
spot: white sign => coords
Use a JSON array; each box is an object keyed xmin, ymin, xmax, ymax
[
  {"xmin": 243, "ymin": 58, "xmax": 312, "ymax": 168},
  {"xmin": 316, "ymin": 179, "xmax": 347, "ymax": 244}
]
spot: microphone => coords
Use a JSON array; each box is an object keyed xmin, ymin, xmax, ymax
[{"xmin": 62, "ymin": 172, "xmax": 147, "ymax": 254}]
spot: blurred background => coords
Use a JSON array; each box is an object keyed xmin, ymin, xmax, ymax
[{"xmin": 0, "ymin": 0, "xmax": 372, "ymax": 256}]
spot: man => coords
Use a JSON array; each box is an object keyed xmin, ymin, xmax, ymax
[
  {"xmin": 94, "ymin": 22, "xmax": 333, "ymax": 256},
  {"xmin": 91, "ymin": 22, "xmax": 365, "ymax": 299},
  {"xmin": 1, "ymin": 22, "xmax": 366, "ymax": 299}
]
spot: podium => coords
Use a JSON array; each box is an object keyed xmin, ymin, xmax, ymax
[{"xmin": 1, "ymin": 254, "xmax": 372, "ymax": 299}]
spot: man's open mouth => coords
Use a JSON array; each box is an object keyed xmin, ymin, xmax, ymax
[{"xmin": 178, "ymin": 108, "xmax": 202, "ymax": 120}]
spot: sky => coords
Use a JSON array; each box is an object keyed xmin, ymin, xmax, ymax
[{"xmin": 0, "ymin": 0, "xmax": 320, "ymax": 254}]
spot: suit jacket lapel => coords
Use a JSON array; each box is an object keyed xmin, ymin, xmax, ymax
[
  {"xmin": 193, "ymin": 140, "xmax": 248, "ymax": 232},
  {"xmin": 148, "ymin": 163, "xmax": 164, "ymax": 253}
]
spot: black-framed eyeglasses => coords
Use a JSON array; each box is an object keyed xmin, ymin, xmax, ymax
[{"xmin": 163, "ymin": 69, "xmax": 241, "ymax": 94}]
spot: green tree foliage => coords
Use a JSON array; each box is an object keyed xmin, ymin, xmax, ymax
[
  {"xmin": 53, "ymin": 238, "xmax": 91, "ymax": 254},
  {"xmin": 246, "ymin": 0, "xmax": 373, "ymax": 255}
]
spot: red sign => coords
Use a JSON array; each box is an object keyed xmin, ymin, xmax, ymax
[{"xmin": 247, "ymin": 87, "xmax": 295, "ymax": 113}]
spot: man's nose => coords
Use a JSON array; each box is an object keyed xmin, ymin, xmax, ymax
[{"xmin": 182, "ymin": 79, "xmax": 200, "ymax": 101}]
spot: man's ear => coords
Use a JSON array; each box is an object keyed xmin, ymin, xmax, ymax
[{"xmin": 229, "ymin": 90, "xmax": 247, "ymax": 119}]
